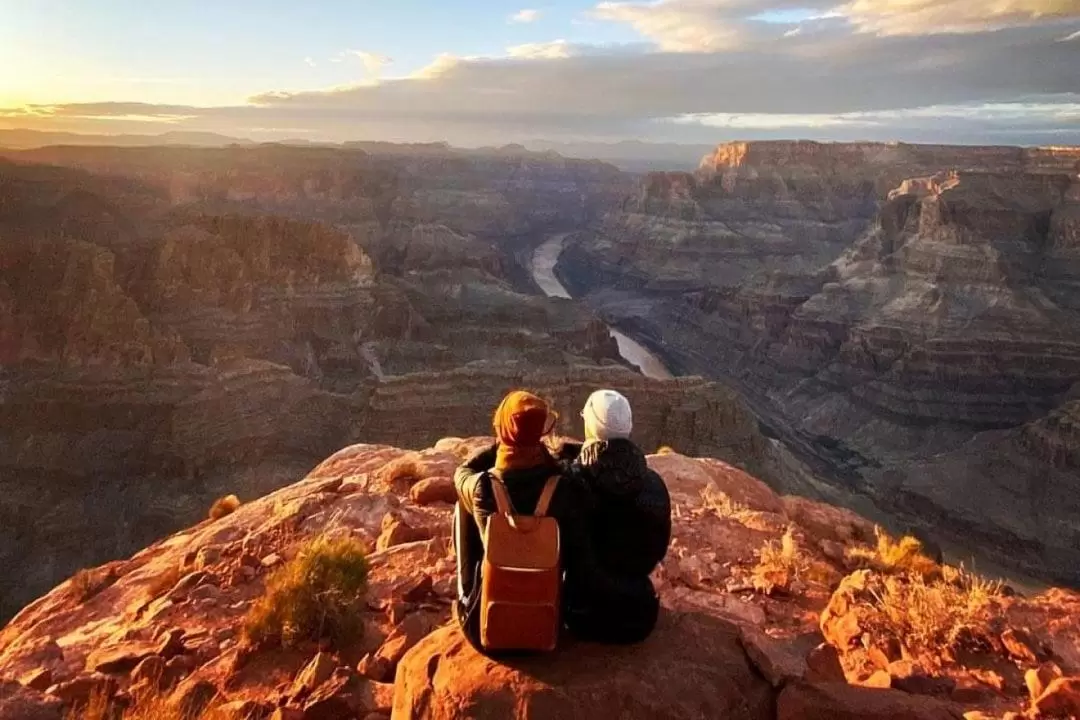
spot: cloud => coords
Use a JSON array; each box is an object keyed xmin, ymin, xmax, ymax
[
  {"xmin": 340, "ymin": 50, "xmax": 393, "ymax": 77},
  {"xmin": 591, "ymin": 0, "xmax": 1080, "ymax": 52},
  {"xmin": 2, "ymin": 17, "xmax": 1078, "ymax": 146},
  {"xmin": 839, "ymin": 0, "xmax": 1080, "ymax": 35},
  {"xmin": 510, "ymin": 8, "xmax": 541, "ymax": 23},
  {"xmin": 304, "ymin": 56, "xmax": 317, "ymax": 67},
  {"xmin": 1060, "ymin": 28, "xmax": 1080, "ymax": 40},
  {"xmin": 506, "ymin": 40, "xmax": 574, "ymax": 59}
]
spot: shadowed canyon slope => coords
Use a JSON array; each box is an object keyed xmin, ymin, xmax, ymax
[
  {"xmin": 556, "ymin": 140, "xmax": 1080, "ymax": 585},
  {"xmin": 0, "ymin": 146, "xmax": 761, "ymax": 621}
]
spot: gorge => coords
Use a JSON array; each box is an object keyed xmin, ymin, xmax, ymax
[{"xmin": 1, "ymin": 138, "xmax": 1079, "ymax": 624}]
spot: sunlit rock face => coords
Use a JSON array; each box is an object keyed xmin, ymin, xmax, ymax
[{"xmin": 558, "ymin": 141, "xmax": 1080, "ymax": 584}]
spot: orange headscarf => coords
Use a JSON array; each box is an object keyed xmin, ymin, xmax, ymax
[{"xmin": 492, "ymin": 390, "xmax": 558, "ymax": 472}]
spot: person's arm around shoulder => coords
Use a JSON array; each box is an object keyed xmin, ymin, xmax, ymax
[{"xmin": 454, "ymin": 443, "xmax": 497, "ymax": 524}]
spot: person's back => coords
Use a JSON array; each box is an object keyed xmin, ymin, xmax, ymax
[
  {"xmin": 452, "ymin": 390, "xmax": 599, "ymax": 652},
  {"xmin": 575, "ymin": 438, "xmax": 671, "ymax": 578},
  {"xmin": 563, "ymin": 389, "xmax": 671, "ymax": 644}
]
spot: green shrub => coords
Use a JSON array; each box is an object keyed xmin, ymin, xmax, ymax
[{"xmin": 244, "ymin": 534, "xmax": 369, "ymax": 649}]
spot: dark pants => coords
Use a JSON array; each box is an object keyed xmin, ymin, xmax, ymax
[{"xmin": 565, "ymin": 575, "xmax": 660, "ymax": 645}]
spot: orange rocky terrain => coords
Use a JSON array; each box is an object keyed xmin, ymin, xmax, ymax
[{"xmin": 1, "ymin": 438, "xmax": 1078, "ymax": 720}]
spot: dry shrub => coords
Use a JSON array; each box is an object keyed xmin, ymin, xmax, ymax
[
  {"xmin": 67, "ymin": 687, "xmax": 231, "ymax": 720},
  {"xmin": 752, "ymin": 527, "xmax": 808, "ymax": 594},
  {"xmin": 701, "ymin": 483, "xmax": 748, "ymax": 518},
  {"xmin": 208, "ymin": 494, "xmax": 241, "ymax": 521},
  {"xmin": 656, "ymin": 445, "xmax": 677, "ymax": 455},
  {"xmin": 244, "ymin": 534, "xmax": 369, "ymax": 649},
  {"xmin": 866, "ymin": 568, "xmax": 1003, "ymax": 670},
  {"xmin": 69, "ymin": 566, "xmax": 119, "ymax": 603},
  {"xmin": 846, "ymin": 526, "xmax": 939, "ymax": 578}
]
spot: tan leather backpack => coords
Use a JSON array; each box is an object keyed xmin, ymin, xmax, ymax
[{"xmin": 479, "ymin": 471, "xmax": 562, "ymax": 652}]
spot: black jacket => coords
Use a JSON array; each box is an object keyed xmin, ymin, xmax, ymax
[{"xmin": 565, "ymin": 439, "xmax": 672, "ymax": 579}]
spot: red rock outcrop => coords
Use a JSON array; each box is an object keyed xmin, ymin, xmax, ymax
[{"xmin": 2, "ymin": 440, "xmax": 1073, "ymax": 719}]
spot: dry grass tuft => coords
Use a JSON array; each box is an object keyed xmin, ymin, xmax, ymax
[
  {"xmin": 208, "ymin": 494, "xmax": 241, "ymax": 521},
  {"xmin": 656, "ymin": 445, "xmax": 677, "ymax": 455},
  {"xmin": 751, "ymin": 527, "xmax": 808, "ymax": 594},
  {"xmin": 701, "ymin": 483, "xmax": 749, "ymax": 518},
  {"xmin": 846, "ymin": 526, "xmax": 939, "ymax": 578},
  {"xmin": 243, "ymin": 534, "xmax": 369, "ymax": 649},
  {"xmin": 66, "ymin": 687, "xmax": 232, "ymax": 720},
  {"xmin": 69, "ymin": 566, "xmax": 120, "ymax": 604},
  {"xmin": 866, "ymin": 567, "xmax": 1003, "ymax": 670}
]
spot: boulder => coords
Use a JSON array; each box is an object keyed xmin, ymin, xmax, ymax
[
  {"xmin": 1032, "ymin": 676, "xmax": 1080, "ymax": 718},
  {"xmin": 393, "ymin": 611, "xmax": 774, "ymax": 719},
  {"xmin": 777, "ymin": 681, "xmax": 965, "ymax": 720},
  {"xmin": 291, "ymin": 653, "xmax": 337, "ymax": 697},
  {"xmin": 0, "ymin": 681, "xmax": 63, "ymax": 720},
  {"xmin": 46, "ymin": 673, "xmax": 118, "ymax": 708},
  {"xmin": 409, "ymin": 478, "xmax": 458, "ymax": 506}
]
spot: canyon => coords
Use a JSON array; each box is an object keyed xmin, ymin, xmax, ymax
[
  {"xmin": 555, "ymin": 140, "xmax": 1080, "ymax": 585},
  {"xmin": 1, "ymin": 137, "xmax": 1079, "ymax": 623},
  {"xmin": 0, "ymin": 145, "xmax": 757, "ymax": 621}
]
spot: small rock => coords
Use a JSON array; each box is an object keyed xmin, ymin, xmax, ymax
[
  {"xmin": 805, "ymin": 643, "xmax": 846, "ymax": 683},
  {"xmin": 819, "ymin": 539, "xmax": 847, "ymax": 564},
  {"xmin": 47, "ymin": 673, "xmax": 119, "ymax": 707},
  {"xmin": 130, "ymin": 656, "xmax": 166, "ymax": 688},
  {"xmin": 356, "ymin": 654, "xmax": 391, "ymax": 683},
  {"xmin": 291, "ymin": 653, "xmax": 337, "ymax": 697},
  {"xmin": 240, "ymin": 566, "xmax": 257, "ymax": 581},
  {"xmin": 1032, "ymin": 677, "xmax": 1080, "ymax": 718},
  {"xmin": 397, "ymin": 574, "xmax": 433, "ymax": 603},
  {"xmin": 163, "ymin": 655, "xmax": 197, "ymax": 687},
  {"xmin": 1025, "ymin": 661, "xmax": 1063, "ymax": 703},
  {"xmin": 888, "ymin": 661, "xmax": 955, "ymax": 697},
  {"xmin": 860, "ymin": 670, "xmax": 892, "ymax": 689},
  {"xmin": 156, "ymin": 628, "xmax": 187, "ymax": 660},
  {"xmin": 0, "ymin": 680, "xmax": 63, "ymax": 720},
  {"xmin": 168, "ymin": 679, "xmax": 219, "ymax": 717},
  {"xmin": 738, "ymin": 627, "xmax": 807, "ymax": 688},
  {"xmin": 270, "ymin": 708, "xmax": 304, "ymax": 720},
  {"xmin": 1000, "ymin": 628, "xmax": 1039, "ymax": 664},
  {"xmin": 375, "ymin": 516, "xmax": 431, "ymax": 551},
  {"xmin": 261, "ymin": 553, "xmax": 283, "ymax": 569},
  {"xmin": 301, "ymin": 671, "xmax": 363, "ymax": 720},
  {"xmin": 85, "ymin": 643, "xmax": 156, "ymax": 674},
  {"xmin": 196, "ymin": 546, "xmax": 222, "ymax": 570},
  {"xmin": 19, "ymin": 668, "xmax": 54, "ymax": 692},
  {"xmin": 239, "ymin": 553, "xmax": 261, "ymax": 568},
  {"xmin": 409, "ymin": 477, "xmax": 457, "ymax": 506},
  {"xmin": 188, "ymin": 583, "xmax": 222, "ymax": 602},
  {"xmin": 166, "ymin": 571, "xmax": 209, "ymax": 600}
]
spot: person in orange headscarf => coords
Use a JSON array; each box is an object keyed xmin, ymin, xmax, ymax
[{"xmin": 452, "ymin": 390, "xmax": 607, "ymax": 649}]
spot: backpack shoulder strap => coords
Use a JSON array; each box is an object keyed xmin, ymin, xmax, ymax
[
  {"xmin": 487, "ymin": 469, "xmax": 517, "ymax": 516},
  {"xmin": 533, "ymin": 474, "xmax": 561, "ymax": 518}
]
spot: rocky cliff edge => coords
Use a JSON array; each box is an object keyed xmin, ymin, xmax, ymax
[{"xmin": 2, "ymin": 439, "xmax": 1079, "ymax": 720}]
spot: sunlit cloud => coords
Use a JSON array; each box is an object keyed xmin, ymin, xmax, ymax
[
  {"xmin": 510, "ymin": 8, "xmax": 541, "ymax": 23},
  {"xmin": 304, "ymin": 57, "xmax": 317, "ymax": 67},
  {"xmin": 340, "ymin": 50, "xmax": 393, "ymax": 78},
  {"xmin": 507, "ymin": 40, "xmax": 574, "ymax": 59}
]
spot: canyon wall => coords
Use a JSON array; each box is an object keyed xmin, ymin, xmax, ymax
[
  {"xmin": 0, "ymin": 147, "xmax": 753, "ymax": 620},
  {"xmin": 561, "ymin": 140, "xmax": 1080, "ymax": 583}
]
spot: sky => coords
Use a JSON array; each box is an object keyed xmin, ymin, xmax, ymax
[{"xmin": 1, "ymin": 0, "xmax": 1079, "ymax": 146}]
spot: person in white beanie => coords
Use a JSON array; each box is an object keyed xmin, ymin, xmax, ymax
[{"xmin": 560, "ymin": 389, "xmax": 671, "ymax": 644}]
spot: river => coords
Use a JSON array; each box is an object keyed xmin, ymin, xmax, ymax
[{"xmin": 530, "ymin": 234, "xmax": 674, "ymax": 380}]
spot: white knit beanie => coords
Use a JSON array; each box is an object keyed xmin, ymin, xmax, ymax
[{"xmin": 582, "ymin": 389, "xmax": 633, "ymax": 441}]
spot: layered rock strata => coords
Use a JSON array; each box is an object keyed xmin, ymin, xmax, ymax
[{"xmin": 559, "ymin": 141, "xmax": 1080, "ymax": 584}]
